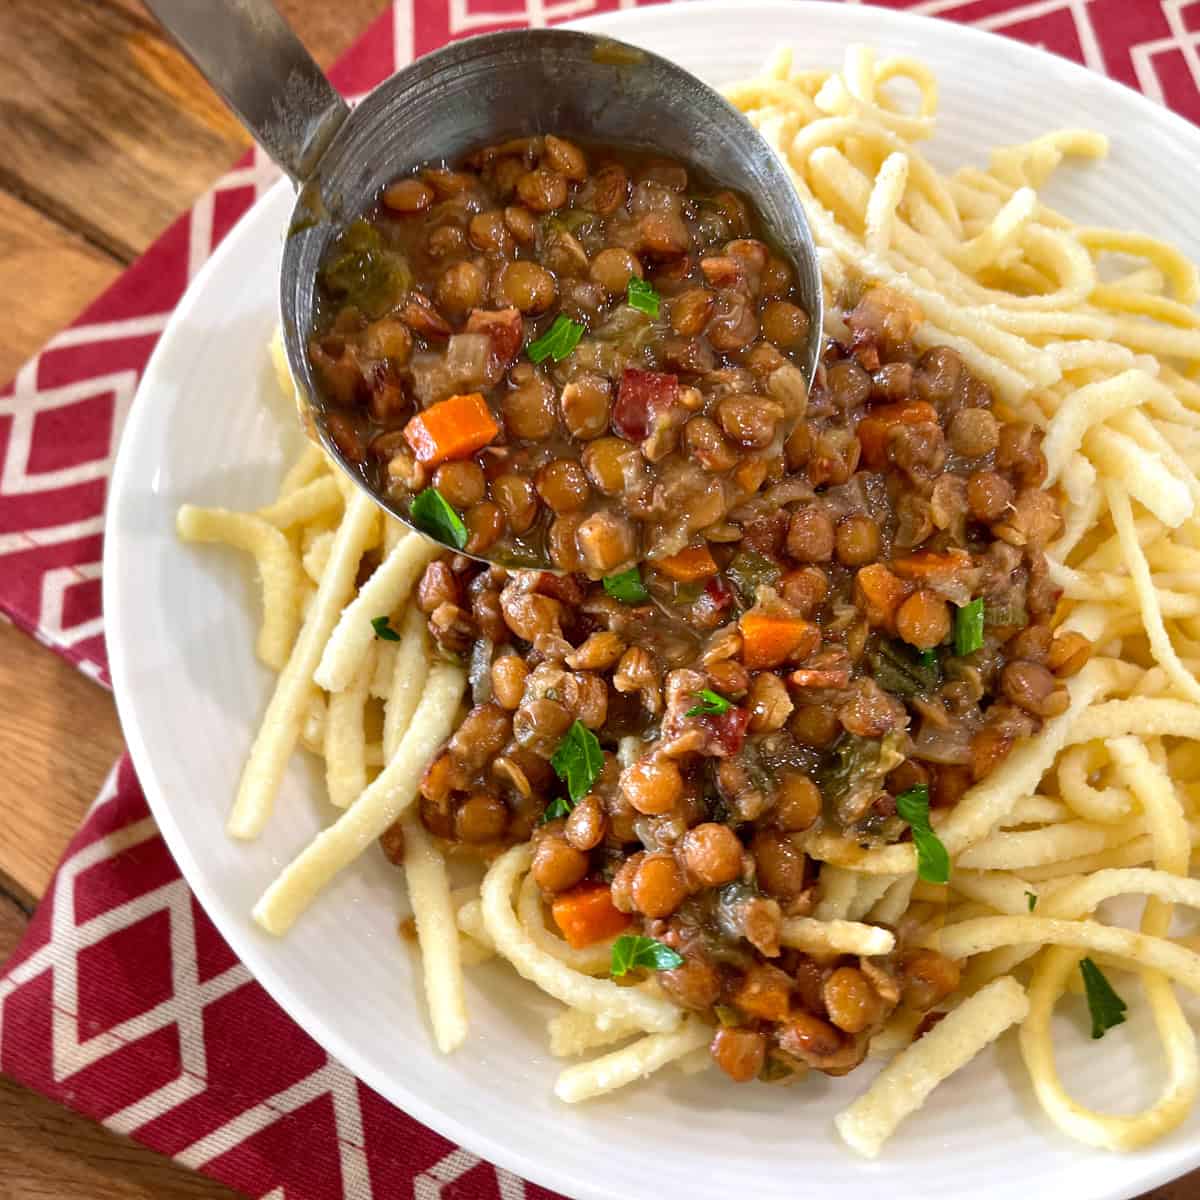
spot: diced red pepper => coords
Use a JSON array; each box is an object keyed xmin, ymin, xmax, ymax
[
  {"xmin": 703, "ymin": 706, "xmax": 749, "ymax": 755},
  {"xmin": 613, "ymin": 369, "xmax": 679, "ymax": 441},
  {"xmin": 705, "ymin": 575, "xmax": 735, "ymax": 612}
]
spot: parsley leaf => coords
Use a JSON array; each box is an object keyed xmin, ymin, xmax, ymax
[
  {"xmin": 371, "ymin": 615, "xmax": 402, "ymax": 642},
  {"xmin": 610, "ymin": 935, "xmax": 684, "ymax": 978},
  {"xmin": 895, "ymin": 785, "xmax": 950, "ymax": 885},
  {"xmin": 870, "ymin": 639, "xmax": 941, "ymax": 697},
  {"xmin": 1080, "ymin": 957, "xmax": 1128, "ymax": 1039},
  {"xmin": 410, "ymin": 487, "xmax": 468, "ymax": 550},
  {"xmin": 550, "ymin": 720, "xmax": 604, "ymax": 803},
  {"xmin": 528, "ymin": 313, "xmax": 584, "ymax": 364},
  {"xmin": 954, "ymin": 597, "xmax": 985, "ymax": 656},
  {"xmin": 1026, "ymin": 890, "xmax": 1039, "ymax": 912},
  {"xmin": 626, "ymin": 276, "xmax": 661, "ymax": 318},
  {"xmin": 685, "ymin": 688, "xmax": 733, "ymax": 718},
  {"xmin": 603, "ymin": 567, "xmax": 649, "ymax": 605},
  {"xmin": 540, "ymin": 796, "xmax": 574, "ymax": 824}
]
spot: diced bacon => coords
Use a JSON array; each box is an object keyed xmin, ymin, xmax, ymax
[
  {"xmin": 613, "ymin": 368, "xmax": 679, "ymax": 442},
  {"xmin": 703, "ymin": 706, "xmax": 749, "ymax": 756},
  {"xmin": 399, "ymin": 291, "xmax": 452, "ymax": 339},
  {"xmin": 704, "ymin": 575, "xmax": 736, "ymax": 612},
  {"xmin": 466, "ymin": 306, "xmax": 524, "ymax": 378}
]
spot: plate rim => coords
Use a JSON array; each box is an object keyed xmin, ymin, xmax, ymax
[{"xmin": 104, "ymin": 5, "xmax": 1200, "ymax": 1199}]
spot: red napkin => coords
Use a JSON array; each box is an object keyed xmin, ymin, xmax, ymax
[{"xmin": 2, "ymin": 2, "xmax": 1196, "ymax": 1197}]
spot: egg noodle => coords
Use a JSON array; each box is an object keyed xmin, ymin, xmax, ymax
[{"xmin": 177, "ymin": 44, "xmax": 1200, "ymax": 1158}]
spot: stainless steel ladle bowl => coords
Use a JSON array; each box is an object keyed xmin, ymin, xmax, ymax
[{"xmin": 145, "ymin": 0, "xmax": 824, "ymax": 565}]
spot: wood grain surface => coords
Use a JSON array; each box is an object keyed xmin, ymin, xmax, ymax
[
  {"xmin": 0, "ymin": 3, "xmax": 386, "ymax": 1196},
  {"xmin": 0, "ymin": 2, "xmax": 1196, "ymax": 1199}
]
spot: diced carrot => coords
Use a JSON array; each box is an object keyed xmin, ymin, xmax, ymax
[
  {"xmin": 890, "ymin": 549, "xmax": 973, "ymax": 580},
  {"xmin": 855, "ymin": 400, "xmax": 937, "ymax": 468},
  {"xmin": 403, "ymin": 392, "xmax": 499, "ymax": 467},
  {"xmin": 739, "ymin": 610, "xmax": 820, "ymax": 670},
  {"xmin": 551, "ymin": 883, "xmax": 632, "ymax": 950},
  {"xmin": 855, "ymin": 563, "xmax": 911, "ymax": 630},
  {"xmin": 656, "ymin": 545, "xmax": 719, "ymax": 582}
]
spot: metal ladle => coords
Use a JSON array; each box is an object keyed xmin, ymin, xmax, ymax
[{"xmin": 144, "ymin": 0, "xmax": 823, "ymax": 567}]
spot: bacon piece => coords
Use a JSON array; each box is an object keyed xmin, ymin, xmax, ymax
[
  {"xmin": 613, "ymin": 368, "xmax": 679, "ymax": 442},
  {"xmin": 466, "ymin": 306, "xmax": 524, "ymax": 379}
]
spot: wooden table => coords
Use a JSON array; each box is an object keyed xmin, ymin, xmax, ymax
[
  {"xmin": 0, "ymin": 4, "xmax": 389, "ymax": 1197},
  {"xmin": 0, "ymin": 3, "xmax": 1196, "ymax": 1198}
]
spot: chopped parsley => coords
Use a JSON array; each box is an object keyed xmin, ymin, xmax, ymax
[
  {"xmin": 540, "ymin": 796, "xmax": 574, "ymax": 824},
  {"xmin": 725, "ymin": 548, "xmax": 781, "ymax": 606},
  {"xmin": 550, "ymin": 720, "xmax": 604, "ymax": 803},
  {"xmin": 870, "ymin": 639, "xmax": 941, "ymax": 697},
  {"xmin": 685, "ymin": 688, "xmax": 733, "ymax": 718},
  {"xmin": 895, "ymin": 784, "xmax": 950, "ymax": 885},
  {"xmin": 1026, "ymin": 890, "xmax": 1039, "ymax": 912},
  {"xmin": 610, "ymin": 935, "xmax": 684, "ymax": 978},
  {"xmin": 954, "ymin": 597, "xmax": 985, "ymax": 656},
  {"xmin": 371, "ymin": 615, "xmax": 402, "ymax": 642},
  {"xmin": 626, "ymin": 276, "xmax": 661, "ymax": 318},
  {"xmin": 1080, "ymin": 957, "xmax": 1128, "ymax": 1039},
  {"xmin": 603, "ymin": 567, "xmax": 649, "ymax": 605},
  {"xmin": 528, "ymin": 313, "xmax": 584, "ymax": 364},
  {"xmin": 409, "ymin": 487, "xmax": 468, "ymax": 550}
]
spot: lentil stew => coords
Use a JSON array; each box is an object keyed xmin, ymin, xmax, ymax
[
  {"xmin": 308, "ymin": 134, "xmax": 814, "ymax": 573},
  {"xmin": 390, "ymin": 283, "xmax": 1092, "ymax": 1085}
]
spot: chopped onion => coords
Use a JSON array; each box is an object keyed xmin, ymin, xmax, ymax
[
  {"xmin": 910, "ymin": 721, "xmax": 975, "ymax": 764},
  {"xmin": 409, "ymin": 351, "xmax": 452, "ymax": 407},
  {"xmin": 446, "ymin": 333, "xmax": 492, "ymax": 388},
  {"xmin": 468, "ymin": 637, "xmax": 495, "ymax": 705}
]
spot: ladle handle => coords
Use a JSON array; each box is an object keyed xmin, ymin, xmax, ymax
[{"xmin": 142, "ymin": 0, "xmax": 349, "ymax": 185}]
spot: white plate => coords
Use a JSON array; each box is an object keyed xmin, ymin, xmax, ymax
[{"xmin": 105, "ymin": 4, "xmax": 1200, "ymax": 1199}]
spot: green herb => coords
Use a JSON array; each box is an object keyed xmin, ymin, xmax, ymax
[
  {"xmin": 539, "ymin": 796, "xmax": 574, "ymax": 824},
  {"xmin": 895, "ymin": 785, "xmax": 950, "ymax": 885},
  {"xmin": 686, "ymin": 688, "xmax": 733, "ymax": 718},
  {"xmin": 1080, "ymin": 957, "xmax": 1128, "ymax": 1039},
  {"xmin": 725, "ymin": 549, "xmax": 782, "ymax": 606},
  {"xmin": 1026, "ymin": 890, "xmax": 1039, "ymax": 912},
  {"xmin": 869, "ymin": 639, "xmax": 941, "ymax": 697},
  {"xmin": 318, "ymin": 220, "xmax": 412, "ymax": 318},
  {"xmin": 954, "ymin": 597, "xmax": 985, "ymax": 656},
  {"xmin": 528, "ymin": 314, "xmax": 584, "ymax": 364},
  {"xmin": 371, "ymin": 615, "xmax": 401, "ymax": 642},
  {"xmin": 550, "ymin": 720, "xmax": 604, "ymax": 804},
  {"xmin": 603, "ymin": 567, "xmax": 649, "ymax": 605},
  {"xmin": 409, "ymin": 487, "xmax": 468, "ymax": 550},
  {"xmin": 610, "ymin": 935, "xmax": 684, "ymax": 978},
  {"xmin": 758, "ymin": 1055, "xmax": 796, "ymax": 1083},
  {"xmin": 549, "ymin": 208, "xmax": 596, "ymax": 236},
  {"xmin": 626, "ymin": 276, "xmax": 661, "ymax": 318},
  {"xmin": 818, "ymin": 730, "xmax": 907, "ymax": 830}
]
